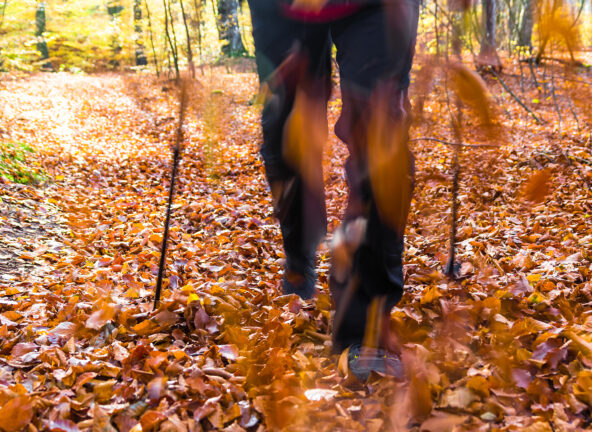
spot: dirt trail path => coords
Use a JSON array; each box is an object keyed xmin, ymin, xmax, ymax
[{"xmin": 0, "ymin": 70, "xmax": 591, "ymax": 430}]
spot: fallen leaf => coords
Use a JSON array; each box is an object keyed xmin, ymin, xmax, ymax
[{"xmin": 0, "ymin": 396, "xmax": 33, "ymax": 432}]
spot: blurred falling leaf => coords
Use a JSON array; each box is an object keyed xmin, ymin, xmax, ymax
[
  {"xmin": 466, "ymin": 375, "xmax": 490, "ymax": 397},
  {"xmin": 421, "ymin": 286, "xmax": 442, "ymax": 305},
  {"xmin": 439, "ymin": 387, "xmax": 476, "ymax": 409},
  {"xmin": 283, "ymin": 88, "xmax": 327, "ymax": 191},
  {"xmin": 448, "ymin": 62, "xmax": 495, "ymax": 127},
  {"xmin": 147, "ymin": 377, "xmax": 167, "ymax": 403},
  {"xmin": 367, "ymin": 88, "xmax": 413, "ymax": 235},
  {"xmin": 537, "ymin": 0, "xmax": 581, "ymax": 59},
  {"xmin": 85, "ymin": 301, "xmax": 117, "ymax": 330},
  {"xmin": 410, "ymin": 374, "xmax": 433, "ymax": 420},
  {"xmin": 521, "ymin": 169, "xmax": 553, "ymax": 204},
  {"xmin": 573, "ymin": 370, "xmax": 592, "ymax": 405}
]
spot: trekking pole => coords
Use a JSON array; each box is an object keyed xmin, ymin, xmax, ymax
[
  {"xmin": 154, "ymin": 81, "xmax": 188, "ymax": 309},
  {"xmin": 445, "ymin": 99, "xmax": 462, "ymax": 279}
]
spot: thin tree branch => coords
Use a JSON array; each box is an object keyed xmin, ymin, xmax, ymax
[
  {"xmin": 550, "ymin": 68, "xmax": 562, "ymax": 139},
  {"xmin": 144, "ymin": 0, "xmax": 160, "ymax": 76},
  {"xmin": 570, "ymin": 0, "xmax": 586, "ymax": 29},
  {"xmin": 537, "ymin": 151, "xmax": 592, "ymax": 166},
  {"xmin": 488, "ymin": 67, "xmax": 543, "ymax": 124},
  {"xmin": 564, "ymin": 91, "xmax": 580, "ymax": 133}
]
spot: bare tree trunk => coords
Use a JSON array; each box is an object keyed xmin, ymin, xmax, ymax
[
  {"xmin": 447, "ymin": 0, "xmax": 466, "ymax": 59},
  {"xmin": 217, "ymin": 0, "xmax": 245, "ymax": 56},
  {"xmin": 502, "ymin": 0, "xmax": 517, "ymax": 54},
  {"xmin": 477, "ymin": 0, "xmax": 502, "ymax": 69},
  {"xmin": 211, "ymin": 0, "xmax": 220, "ymax": 38},
  {"xmin": 482, "ymin": 0, "xmax": 496, "ymax": 49},
  {"xmin": 0, "ymin": 0, "xmax": 6, "ymax": 70},
  {"xmin": 106, "ymin": 0, "xmax": 124, "ymax": 68},
  {"xmin": 434, "ymin": 0, "xmax": 440, "ymax": 57},
  {"xmin": 0, "ymin": 0, "xmax": 7, "ymax": 31},
  {"xmin": 163, "ymin": 0, "xmax": 180, "ymax": 80},
  {"xmin": 518, "ymin": 0, "xmax": 534, "ymax": 47},
  {"xmin": 192, "ymin": 0, "xmax": 204, "ymax": 66},
  {"xmin": 179, "ymin": 0, "xmax": 195, "ymax": 77},
  {"xmin": 144, "ymin": 0, "xmax": 160, "ymax": 76},
  {"xmin": 35, "ymin": 1, "xmax": 53, "ymax": 70},
  {"xmin": 451, "ymin": 15, "xmax": 462, "ymax": 58},
  {"xmin": 167, "ymin": 0, "xmax": 180, "ymax": 77},
  {"xmin": 134, "ymin": 0, "xmax": 148, "ymax": 66}
]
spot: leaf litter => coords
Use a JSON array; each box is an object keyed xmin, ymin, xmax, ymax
[{"xmin": 0, "ymin": 60, "xmax": 590, "ymax": 431}]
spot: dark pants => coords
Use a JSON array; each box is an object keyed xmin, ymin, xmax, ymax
[{"xmin": 248, "ymin": 0, "xmax": 419, "ymax": 351}]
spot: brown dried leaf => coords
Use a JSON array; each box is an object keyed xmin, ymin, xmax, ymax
[
  {"xmin": 448, "ymin": 62, "xmax": 494, "ymax": 127},
  {"xmin": 521, "ymin": 169, "xmax": 553, "ymax": 204},
  {"xmin": 0, "ymin": 396, "xmax": 33, "ymax": 432},
  {"xmin": 139, "ymin": 410, "xmax": 167, "ymax": 431},
  {"xmin": 85, "ymin": 302, "xmax": 117, "ymax": 330},
  {"xmin": 421, "ymin": 413, "xmax": 467, "ymax": 432}
]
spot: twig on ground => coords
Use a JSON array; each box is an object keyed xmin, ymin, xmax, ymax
[
  {"xmin": 409, "ymin": 137, "xmax": 498, "ymax": 148},
  {"xmin": 550, "ymin": 70, "xmax": 562, "ymax": 139},
  {"xmin": 526, "ymin": 56, "xmax": 541, "ymax": 96},
  {"xmin": 565, "ymin": 92, "xmax": 580, "ymax": 133},
  {"xmin": 538, "ymin": 151, "xmax": 592, "ymax": 166},
  {"xmin": 535, "ymin": 56, "xmax": 584, "ymax": 68}
]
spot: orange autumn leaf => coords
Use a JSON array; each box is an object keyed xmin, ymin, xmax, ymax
[
  {"xmin": 0, "ymin": 34, "xmax": 591, "ymax": 430},
  {"xmin": 448, "ymin": 62, "xmax": 495, "ymax": 127},
  {"xmin": 85, "ymin": 302, "xmax": 118, "ymax": 330},
  {"xmin": 0, "ymin": 396, "xmax": 33, "ymax": 432},
  {"xmin": 140, "ymin": 410, "xmax": 167, "ymax": 430},
  {"xmin": 521, "ymin": 168, "xmax": 553, "ymax": 203},
  {"xmin": 283, "ymin": 88, "xmax": 327, "ymax": 191},
  {"xmin": 366, "ymin": 91, "xmax": 413, "ymax": 235}
]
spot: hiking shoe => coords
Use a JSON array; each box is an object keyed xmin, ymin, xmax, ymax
[
  {"xmin": 341, "ymin": 343, "xmax": 404, "ymax": 382},
  {"xmin": 283, "ymin": 266, "xmax": 316, "ymax": 300}
]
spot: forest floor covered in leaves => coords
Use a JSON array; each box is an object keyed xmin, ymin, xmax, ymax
[{"xmin": 0, "ymin": 59, "xmax": 592, "ymax": 431}]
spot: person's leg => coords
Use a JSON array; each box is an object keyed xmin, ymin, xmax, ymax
[
  {"xmin": 330, "ymin": 0, "xmax": 419, "ymax": 352},
  {"xmin": 248, "ymin": 1, "xmax": 332, "ymax": 299}
]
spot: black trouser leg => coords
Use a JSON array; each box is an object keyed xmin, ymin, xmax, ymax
[
  {"xmin": 329, "ymin": 0, "xmax": 419, "ymax": 351},
  {"xmin": 248, "ymin": 1, "xmax": 331, "ymax": 297}
]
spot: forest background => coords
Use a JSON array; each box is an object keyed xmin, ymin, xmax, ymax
[{"xmin": 1, "ymin": 0, "xmax": 590, "ymax": 75}]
